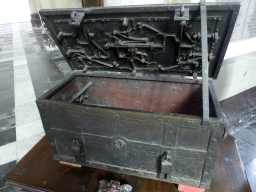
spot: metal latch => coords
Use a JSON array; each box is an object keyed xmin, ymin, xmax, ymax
[
  {"xmin": 174, "ymin": 4, "xmax": 190, "ymax": 21},
  {"xmin": 160, "ymin": 151, "xmax": 173, "ymax": 180},
  {"xmin": 72, "ymin": 138, "xmax": 85, "ymax": 163},
  {"xmin": 69, "ymin": 11, "xmax": 85, "ymax": 26},
  {"xmin": 69, "ymin": 82, "xmax": 92, "ymax": 103},
  {"xmin": 200, "ymin": 0, "xmax": 210, "ymax": 125}
]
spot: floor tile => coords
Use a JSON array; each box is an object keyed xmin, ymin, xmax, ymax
[
  {"xmin": 33, "ymin": 81, "xmax": 52, "ymax": 93},
  {"xmin": 31, "ymin": 77, "xmax": 50, "ymax": 85},
  {"xmin": 0, "ymin": 175, "xmax": 5, "ymax": 189},
  {"xmin": 24, "ymin": 46, "xmax": 37, "ymax": 55},
  {"xmin": 50, "ymin": 53, "xmax": 64, "ymax": 61},
  {"xmin": 233, "ymin": 125, "xmax": 256, "ymax": 146},
  {"xmin": 53, "ymin": 60, "xmax": 72, "ymax": 77},
  {"xmin": 250, "ymin": 122, "xmax": 256, "ymax": 127},
  {"xmin": 0, "ymin": 142, "xmax": 17, "ymax": 165},
  {"xmin": 0, "ymin": 116, "xmax": 15, "ymax": 131},
  {"xmin": 15, "ymin": 107, "xmax": 41, "ymax": 127},
  {"xmin": 29, "ymin": 70, "xmax": 48, "ymax": 81},
  {"xmin": 13, "ymin": 67, "xmax": 31, "ymax": 83},
  {"xmin": 0, "ymin": 50, "xmax": 13, "ymax": 55},
  {"xmin": 17, "ymin": 132, "xmax": 45, "ymax": 162},
  {"xmin": 14, "ymin": 100, "xmax": 38, "ymax": 115},
  {"xmin": 0, "ymin": 128, "xmax": 16, "ymax": 147},
  {"xmin": 236, "ymin": 137, "xmax": 256, "ymax": 164},
  {"xmin": 50, "ymin": 79, "xmax": 63, "ymax": 88},
  {"xmin": 33, "ymin": 43, "xmax": 45, "ymax": 54},
  {"xmin": 0, "ymin": 57, "xmax": 13, "ymax": 63},
  {"xmin": 0, "ymin": 78, "xmax": 14, "ymax": 91},
  {"xmin": 13, "ymin": 56, "xmax": 27, "ymax": 67},
  {"xmin": 0, "ymin": 185, "xmax": 15, "ymax": 192},
  {"xmin": 0, "ymin": 90, "xmax": 14, "ymax": 102},
  {"xmin": 1, "ymin": 45, "xmax": 13, "ymax": 52},
  {"xmin": 25, "ymin": 54, "xmax": 41, "ymax": 65},
  {"xmin": 15, "ymin": 98, "xmax": 41, "ymax": 127},
  {"xmin": 29, "ymin": 70, "xmax": 48, "ymax": 83},
  {"xmin": 16, "ymin": 120, "xmax": 44, "ymax": 141},
  {"xmin": 0, "ymin": 66, "xmax": 13, "ymax": 74},
  {"xmin": 14, "ymin": 80, "xmax": 34, "ymax": 97},
  {"xmin": 48, "ymin": 70, "xmax": 64, "ymax": 82},
  {"xmin": 14, "ymin": 92, "xmax": 36, "ymax": 108},
  {"xmin": 0, "ymin": 60, "xmax": 13, "ymax": 69},
  {"xmin": 43, "ymin": 63, "xmax": 60, "ymax": 74},
  {"xmin": 245, "ymin": 158, "xmax": 256, "ymax": 192},
  {"xmin": 0, "ymin": 99, "xmax": 15, "ymax": 111},
  {"xmin": 0, "ymin": 160, "xmax": 16, "ymax": 175},
  {"xmin": 0, "ymin": 61, "xmax": 13, "ymax": 69},
  {"xmin": 34, "ymin": 90, "xmax": 46, "ymax": 99},
  {"xmin": 27, "ymin": 62, "xmax": 45, "ymax": 72},
  {"xmin": 13, "ymin": 64, "xmax": 28, "ymax": 71},
  {"xmin": 4, "ymin": 40, "xmax": 13, "ymax": 46},
  {"xmin": 0, "ymin": 52, "xmax": 12, "ymax": 59},
  {"xmin": 0, "ymin": 71, "xmax": 13, "ymax": 81},
  {"xmin": 0, "ymin": 107, "xmax": 15, "ymax": 121},
  {"xmin": 0, "ymin": 61, "xmax": 13, "ymax": 71}
]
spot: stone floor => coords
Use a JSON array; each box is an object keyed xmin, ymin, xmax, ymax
[{"xmin": 0, "ymin": 22, "xmax": 71, "ymax": 191}]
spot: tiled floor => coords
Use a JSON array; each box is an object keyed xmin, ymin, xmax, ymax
[
  {"xmin": 0, "ymin": 22, "xmax": 71, "ymax": 191},
  {"xmin": 0, "ymin": 21, "xmax": 256, "ymax": 191},
  {"xmin": 0, "ymin": 24, "xmax": 16, "ymax": 192}
]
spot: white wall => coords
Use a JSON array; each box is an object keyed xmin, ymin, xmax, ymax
[
  {"xmin": 28, "ymin": 0, "xmax": 82, "ymax": 12},
  {"xmin": 214, "ymin": 38, "xmax": 256, "ymax": 101},
  {"xmin": 104, "ymin": 0, "xmax": 172, "ymax": 6},
  {"xmin": 53, "ymin": 0, "xmax": 82, "ymax": 8},
  {"xmin": 0, "ymin": 0, "xmax": 31, "ymax": 24}
]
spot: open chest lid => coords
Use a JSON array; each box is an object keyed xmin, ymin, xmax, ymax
[{"xmin": 40, "ymin": 3, "xmax": 239, "ymax": 79}]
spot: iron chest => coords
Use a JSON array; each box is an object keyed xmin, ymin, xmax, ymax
[{"xmin": 37, "ymin": 3, "xmax": 239, "ymax": 189}]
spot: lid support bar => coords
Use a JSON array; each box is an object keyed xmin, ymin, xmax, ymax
[{"xmin": 200, "ymin": 0, "xmax": 210, "ymax": 125}]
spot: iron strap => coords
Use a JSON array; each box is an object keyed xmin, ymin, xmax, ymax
[{"xmin": 200, "ymin": 0, "xmax": 210, "ymax": 124}]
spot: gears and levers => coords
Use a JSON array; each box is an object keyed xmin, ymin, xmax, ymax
[
  {"xmin": 160, "ymin": 18, "xmax": 219, "ymax": 78},
  {"xmin": 104, "ymin": 18, "xmax": 181, "ymax": 75}
]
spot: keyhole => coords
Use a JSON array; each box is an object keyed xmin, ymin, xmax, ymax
[{"xmin": 114, "ymin": 140, "xmax": 125, "ymax": 149}]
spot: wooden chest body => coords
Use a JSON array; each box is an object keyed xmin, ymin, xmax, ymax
[{"xmin": 37, "ymin": 3, "xmax": 239, "ymax": 188}]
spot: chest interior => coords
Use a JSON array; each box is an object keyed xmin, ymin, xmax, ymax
[{"xmin": 49, "ymin": 75, "xmax": 217, "ymax": 117}]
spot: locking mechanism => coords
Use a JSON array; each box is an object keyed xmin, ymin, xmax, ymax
[
  {"xmin": 174, "ymin": 4, "xmax": 190, "ymax": 21},
  {"xmin": 160, "ymin": 151, "xmax": 173, "ymax": 180},
  {"xmin": 72, "ymin": 138, "xmax": 85, "ymax": 163}
]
